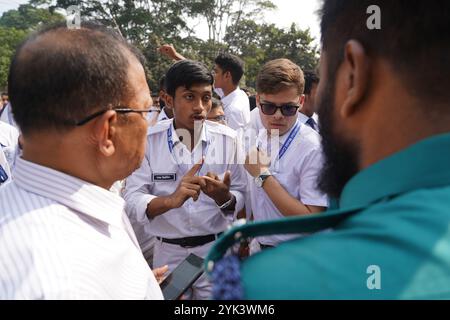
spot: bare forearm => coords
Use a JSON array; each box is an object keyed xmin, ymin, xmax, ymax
[
  {"xmin": 262, "ymin": 176, "xmax": 324, "ymax": 217},
  {"xmin": 146, "ymin": 196, "xmax": 174, "ymax": 219}
]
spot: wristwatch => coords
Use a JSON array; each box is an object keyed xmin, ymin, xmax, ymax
[{"xmin": 255, "ymin": 170, "xmax": 272, "ymax": 188}]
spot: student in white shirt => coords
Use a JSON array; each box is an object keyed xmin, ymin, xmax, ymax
[
  {"xmin": 123, "ymin": 60, "xmax": 247, "ymax": 300},
  {"xmin": 157, "ymin": 45, "xmax": 250, "ymax": 132},
  {"xmin": 0, "ymin": 121, "xmax": 19, "ymax": 186},
  {"xmin": 0, "ymin": 22, "xmax": 164, "ymax": 300},
  {"xmin": 156, "ymin": 75, "xmax": 174, "ymax": 122},
  {"xmin": 213, "ymin": 53, "xmax": 250, "ymax": 132},
  {"xmin": 244, "ymin": 59, "xmax": 328, "ymax": 251},
  {"xmin": 298, "ymin": 70, "xmax": 320, "ymax": 132},
  {"xmin": 0, "ymin": 103, "xmax": 17, "ymax": 128}
]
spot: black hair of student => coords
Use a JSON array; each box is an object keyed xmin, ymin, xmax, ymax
[
  {"xmin": 320, "ymin": 0, "xmax": 450, "ymax": 105},
  {"xmin": 1, "ymin": 93, "xmax": 7, "ymax": 97},
  {"xmin": 165, "ymin": 60, "xmax": 214, "ymax": 97},
  {"xmin": 249, "ymin": 95, "xmax": 257, "ymax": 111},
  {"xmin": 8, "ymin": 21, "xmax": 146, "ymax": 134},
  {"xmin": 303, "ymin": 71, "xmax": 320, "ymax": 95},
  {"xmin": 214, "ymin": 52, "xmax": 244, "ymax": 85},
  {"xmin": 211, "ymin": 97, "xmax": 223, "ymax": 110}
]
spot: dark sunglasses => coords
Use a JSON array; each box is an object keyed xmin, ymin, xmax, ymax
[
  {"xmin": 259, "ymin": 103, "xmax": 300, "ymax": 117},
  {"xmin": 76, "ymin": 107, "xmax": 158, "ymax": 126}
]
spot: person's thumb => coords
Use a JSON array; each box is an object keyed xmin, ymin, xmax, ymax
[{"xmin": 223, "ymin": 170, "xmax": 231, "ymax": 188}]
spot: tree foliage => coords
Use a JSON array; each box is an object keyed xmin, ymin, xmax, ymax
[{"xmin": 0, "ymin": 0, "xmax": 319, "ymax": 92}]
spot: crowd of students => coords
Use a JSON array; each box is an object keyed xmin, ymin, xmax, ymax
[{"xmin": 1, "ymin": 0, "xmax": 450, "ymax": 300}]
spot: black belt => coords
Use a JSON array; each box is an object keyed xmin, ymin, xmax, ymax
[{"xmin": 157, "ymin": 233, "xmax": 222, "ymax": 248}]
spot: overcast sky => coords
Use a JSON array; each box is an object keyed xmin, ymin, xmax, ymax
[{"xmin": 0, "ymin": 0, "xmax": 322, "ymax": 43}]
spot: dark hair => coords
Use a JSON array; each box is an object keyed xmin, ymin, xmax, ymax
[
  {"xmin": 214, "ymin": 52, "xmax": 244, "ymax": 85},
  {"xmin": 303, "ymin": 71, "xmax": 320, "ymax": 95},
  {"xmin": 211, "ymin": 97, "xmax": 223, "ymax": 110},
  {"xmin": 165, "ymin": 60, "xmax": 214, "ymax": 97},
  {"xmin": 249, "ymin": 95, "xmax": 257, "ymax": 111},
  {"xmin": 320, "ymin": 0, "xmax": 450, "ymax": 105},
  {"xmin": 8, "ymin": 22, "xmax": 145, "ymax": 134},
  {"xmin": 1, "ymin": 93, "xmax": 7, "ymax": 96},
  {"xmin": 256, "ymin": 59, "xmax": 305, "ymax": 95}
]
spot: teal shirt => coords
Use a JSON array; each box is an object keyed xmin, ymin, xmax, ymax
[{"xmin": 207, "ymin": 133, "xmax": 450, "ymax": 299}]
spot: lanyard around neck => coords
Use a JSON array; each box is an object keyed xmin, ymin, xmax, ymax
[{"xmin": 167, "ymin": 124, "xmax": 209, "ymax": 170}]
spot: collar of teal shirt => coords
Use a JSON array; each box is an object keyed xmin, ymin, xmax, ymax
[{"xmin": 205, "ymin": 132, "xmax": 450, "ymax": 269}]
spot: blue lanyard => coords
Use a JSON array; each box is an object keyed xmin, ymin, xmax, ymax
[{"xmin": 277, "ymin": 121, "xmax": 301, "ymax": 160}]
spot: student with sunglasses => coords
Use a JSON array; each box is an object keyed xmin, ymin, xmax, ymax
[{"xmin": 244, "ymin": 59, "xmax": 328, "ymax": 252}]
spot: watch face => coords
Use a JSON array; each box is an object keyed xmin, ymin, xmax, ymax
[{"xmin": 255, "ymin": 176, "xmax": 263, "ymax": 188}]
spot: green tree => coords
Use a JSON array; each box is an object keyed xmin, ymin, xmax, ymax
[
  {"xmin": 0, "ymin": 3, "xmax": 64, "ymax": 90},
  {"xmin": 0, "ymin": 27, "xmax": 28, "ymax": 90},
  {"xmin": 224, "ymin": 19, "xmax": 319, "ymax": 88},
  {"xmin": 0, "ymin": 3, "xmax": 64, "ymax": 30}
]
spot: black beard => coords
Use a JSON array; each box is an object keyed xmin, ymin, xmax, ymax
[{"xmin": 317, "ymin": 80, "xmax": 360, "ymax": 200}]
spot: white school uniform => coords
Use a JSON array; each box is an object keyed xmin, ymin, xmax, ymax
[
  {"xmin": 0, "ymin": 122, "xmax": 20, "ymax": 186},
  {"xmin": 249, "ymin": 120, "xmax": 328, "ymax": 248},
  {"xmin": 221, "ymin": 87, "xmax": 250, "ymax": 132},
  {"xmin": 123, "ymin": 119, "xmax": 247, "ymax": 299}
]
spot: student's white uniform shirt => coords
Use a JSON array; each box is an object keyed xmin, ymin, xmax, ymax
[
  {"xmin": 0, "ymin": 158, "xmax": 163, "ymax": 300},
  {"xmin": 123, "ymin": 119, "xmax": 247, "ymax": 251},
  {"xmin": 249, "ymin": 121, "xmax": 328, "ymax": 246},
  {"xmin": 157, "ymin": 108, "xmax": 170, "ymax": 122},
  {"xmin": 221, "ymin": 87, "xmax": 250, "ymax": 132},
  {"xmin": 0, "ymin": 122, "xmax": 20, "ymax": 186},
  {"xmin": 0, "ymin": 103, "xmax": 18, "ymax": 129},
  {"xmin": 249, "ymin": 107, "xmax": 264, "ymax": 135},
  {"xmin": 298, "ymin": 112, "xmax": 320, "ymax": 132}
]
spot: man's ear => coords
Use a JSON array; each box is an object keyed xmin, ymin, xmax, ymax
[
  {"xmin": 225, "ymin": 71, "xmax": 232, "ymax": 82},
  {"xmin": 93, "ymin": 110, "xmax": 117, "ymax": 157},
  {"xmin": 299, "ymin": 94, "xmax": 306, "ymax": 107},
  {"xmin": 339, "ymin": 40, "xmax": 371, "ymax": 118},
  {"xmin": 165, "ymin": 94, "xmax": 174, "ymax": 109}
]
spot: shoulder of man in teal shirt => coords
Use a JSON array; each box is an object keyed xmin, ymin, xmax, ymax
[{"xmin": 206, "ymin": 133, "xmax": 450, "ymax": 299}]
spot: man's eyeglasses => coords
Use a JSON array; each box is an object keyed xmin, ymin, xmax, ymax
[
  {"xmin": 76, "ymin": 107, "xmax": 159, "ymax": 126},
  {"xmin": 259, "ymin": 103, "xmax": 300, "ymax": 117}
]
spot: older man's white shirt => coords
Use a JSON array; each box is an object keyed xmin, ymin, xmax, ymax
[{"xmin": 0, "ymin": 158, "xmax": 163, "ymax": 300}]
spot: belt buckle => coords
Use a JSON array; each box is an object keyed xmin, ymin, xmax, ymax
[{"xmin": 180, "ymin": 238, "xmax": 195, "ymax": 248}]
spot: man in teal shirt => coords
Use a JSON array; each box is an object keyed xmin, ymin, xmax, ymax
[{"xmin": 206, "ymin": 0, "xmax": 450, "ymax": 299}]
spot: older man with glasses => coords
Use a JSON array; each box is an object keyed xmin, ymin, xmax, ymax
[{"xmin": 0, "ymin": 22, "xmax": 165, "ymax": 300}]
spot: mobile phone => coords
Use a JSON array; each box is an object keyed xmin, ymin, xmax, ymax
[{"xmin": 160, "ymin": 253, "xmax": 204, "ymax": 300}]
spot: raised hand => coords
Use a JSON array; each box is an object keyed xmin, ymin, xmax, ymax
[
  {"xmin": 201, "ymin": 171, "xmax": 233, "ymax": 206},
  {"xmin": 158, "ymin": 44, "xmax": 185, "ymax": 61},
  {"xmin": 168, "ymin": 158, "xmax": 206, "ymax": 208}
]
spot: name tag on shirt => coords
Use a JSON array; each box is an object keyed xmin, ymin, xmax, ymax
[{"xmin": 152, "ymin": 173, "xmax": 177, "ymax": 182}]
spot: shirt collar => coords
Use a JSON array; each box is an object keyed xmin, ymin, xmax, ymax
[
  {"xmin": 169, "ymin": 120, "xmax": 208, "ymax": 148},
  {"xmin": 221, "ymin": 87, "xmax": 241, "ymax": 108},
  {"xmin": 297, "ymin": 112, "xmax": 310, "ymax": 124},
  {"xmin": 340, "ymin": 132, "xmax": 450, "ymax": 208},
  {"xmin": 13, "ymin": 157, "xmax": 126, "ymax": 228}
]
